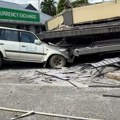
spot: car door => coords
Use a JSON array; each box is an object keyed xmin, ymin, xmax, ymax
[
  {"xmin": 19, "ymin": 31, "xmax": 44, "ymax": 62},
  {"xmin": 0, "ymin": 29, "xmax": 19, "ymax": 59}
]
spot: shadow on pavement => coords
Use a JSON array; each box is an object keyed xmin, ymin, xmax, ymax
[{"xmin": 2, "ymin": 62, "xmax": 43, "ymax": 70}]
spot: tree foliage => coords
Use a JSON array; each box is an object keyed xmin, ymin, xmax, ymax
[
  {"xmin": 41, "ymin": 0, "xmax": 56, "ymax": 16},
  {"xmin": 57, "ymin": 0, "xmax": 65, "ymax": 14},
  {"xmin": 72, "ymin": 0, "xmax": 89, "ymax": 7},
  {"xmin": 56, "ymin": 0, "xmax": 89, "ymax": 14}
]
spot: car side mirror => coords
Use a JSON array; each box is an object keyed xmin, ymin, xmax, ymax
[{"xmin": 34, "ymin": 39, "xmax": 41, "ymax": 45}]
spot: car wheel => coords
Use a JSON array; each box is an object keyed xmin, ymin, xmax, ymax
[
  {"xmin": 49, "ymin": 55, "xmax": 66, "ymax": 68},
  {"xmin": 0, "ymin": 56, "xmax": 2, "ymax": 69}
]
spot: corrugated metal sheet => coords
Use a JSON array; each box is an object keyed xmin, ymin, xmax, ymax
[
  {"xmin": 0, "ymin": 0, "xmax": 25, "ymax": 10},
  {"xmin": 20, "ymin": 4, "xmax": 30, "ymax": 9},
  {"xmin": 40, "ymin": 12, "xmax": 52, "ymax": 24}
]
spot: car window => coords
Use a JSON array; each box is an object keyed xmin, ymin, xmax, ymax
[
  {"xmin": 20, "ymin": 32, "xmax": 37, "ymax": 43},
  {"xmin": 0, "ymin": 29, "xmax": 5, "ymax": 40},
  {"xmin": 4, "ymin": 30, "xmax": 18, "ymax": 42}
]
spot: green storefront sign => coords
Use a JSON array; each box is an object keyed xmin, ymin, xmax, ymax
[{"xmin": 0, "ymin": 7, "xmax": 40, "ymax": 22}]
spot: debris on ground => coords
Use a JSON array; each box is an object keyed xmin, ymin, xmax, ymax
[
  {"xmin": 103, "ymin": 94, "xmax": 120, "ymax": 98},
  {"xmin": 0, "ymin": 57, "xmax": 120, "ymax": 120},
  {"xmin": 105, "ymin": 71, "xmax": 120, "ymax": 81},
  {"xmin": 0, "ymin": 106, "xmax": 102, "ymax": 120},
  {"xmin": 0, "ymin": 60, "xmax": 120, "ymax": 87}
]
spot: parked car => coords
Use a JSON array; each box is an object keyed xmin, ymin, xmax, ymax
[{"xmin": 0, "ymin": 27, "xmax": 71, "ymax": 69}]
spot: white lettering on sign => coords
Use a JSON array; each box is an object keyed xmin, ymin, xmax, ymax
[
  {"xmin": 0, "ymin": 8, "xmax": 40, "ymax": 22},
  {"xmin": 0, "ymin": 11, "xmax": 19, "ymax": 17},
  {"xmin": 0, "ymin": 11, "xmax": 37, "ymax": 20},
  {"xmin": 19, "ymin": 13, "xmax": 36, "ymax": 19}
]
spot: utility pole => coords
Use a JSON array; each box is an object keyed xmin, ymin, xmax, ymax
[{"xmin": 38, "ymin": 0, "xmax": 41, "ymax": 11}]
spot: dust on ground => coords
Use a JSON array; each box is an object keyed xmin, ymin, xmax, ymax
[{"xmin": 0, "ymin": 60, "xmax": 120, "ymax": 120}]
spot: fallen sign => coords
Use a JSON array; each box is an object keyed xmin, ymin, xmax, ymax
[{"xmin": 0, "ymin": 106, "xmax": 103, "ymax": 120}]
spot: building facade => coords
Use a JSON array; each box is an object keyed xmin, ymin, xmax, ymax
[{"xmin": 0, "ymin": 1, "xmax": 51, "ymax": 34}]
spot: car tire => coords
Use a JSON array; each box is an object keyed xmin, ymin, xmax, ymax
[
  {"xmin": 49, "ymin": 55, "xmax": 66, "ymax": 68},
  {"xmin": 0, "ymin": 56, "xmax": 2, "ymax": 69}
]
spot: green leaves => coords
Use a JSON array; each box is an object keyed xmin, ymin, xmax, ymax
[
  {"xmin": 40, "ymin": 0, "xmax": 89, "ymax": 16},
  {"xmin": 41, "ymin": 0, "xmax": 56, "ymax": 16},
  {"xmin": 72, "ymin": 0, "xmax": 89, "ymax": 7},
  {"xmin": 57, "ymin": 0, "xmax": 65, "ymax": 14}
]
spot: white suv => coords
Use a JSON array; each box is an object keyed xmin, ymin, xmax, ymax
[{"xmin": 0, "ymin": 27, "xmax": 70, "ymax": 68}]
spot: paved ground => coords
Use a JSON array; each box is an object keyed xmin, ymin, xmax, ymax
[{"xmin": 0, "ymin": 61, "xmax": 120, "ymax": 120}]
